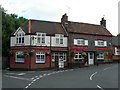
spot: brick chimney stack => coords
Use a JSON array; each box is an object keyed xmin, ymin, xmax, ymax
[
  {"xmin": 28, "ymin": 19, "xmax": 31, "ymax": 33},
  {"xmin": 100, "ymin": 17, "xmax": 106, "ymax": 28},
  {"xmin": 61, "ymin": 13, "xmax": 68, "ymax": 25}
]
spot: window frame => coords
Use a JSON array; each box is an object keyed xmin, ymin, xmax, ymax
[
  {"xmin": 74, "ymin": 52, "xmax": 83, "ymax": 61},
  {"xmin": 15, "ymin": 51, "xmax": 24, "ymax": 63},
  {"xmin": 37, "ymin": 33, "xmax": 46, "ymax": 44},
  {"xmin": 36, "ymin": 52, "xmax": 45, "ymax": 63},
  {"xmin": 16, "ymin": 33, "xmax": 25, "ymax": 44},
  {"xmin": 55, "ymin": 34, "xmax": 64, "ymax": 44},
  {"xmin": 97, "ymin": 53, "xmax": 104, "ymax": 59},
  {"xmin": 52, "ymin": 52, "xmax": 66, "ymax": 62},
  {"xmin": 115, "ymin": 47, "xmax": 120, "ymax": 55},
  {"xmin": 95, "ymin": 40, "xmax": 107, "ymax": 47}
]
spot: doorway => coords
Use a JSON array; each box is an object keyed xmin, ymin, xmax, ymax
[{"xmin": 88, "ymin": 53, "xmax": 94, "ymax": 65}]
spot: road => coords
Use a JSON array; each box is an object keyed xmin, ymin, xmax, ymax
[{"xmin": 2, "ymin": 63, "xmax": 119, "ymax": 90}]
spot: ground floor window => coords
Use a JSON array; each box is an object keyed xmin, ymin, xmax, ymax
[
  {"xmin": 16, "ymin": 52, "xmax": 24, "ymax": 62},
  {"xmin": 74, "ymin": 52, "xmax": 83, "ymax": 61},
  {"xmin": 36, "ymin": 52, "xmax": 45, "ymax": 63},
  {"xmin": 52, "ymin": 52, "xmax": 66, "ymax": 62},
  {"xmin": 97, "ymin": 53, "xmax": 104, "ymax": 59}
]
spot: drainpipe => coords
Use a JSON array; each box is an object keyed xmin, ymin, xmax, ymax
[
  {"xmin": 49, "ymin": 35, "xmax": 52, "ymax": 68},
  {"xmin": 28, "ymin": 20, "xmax": 31, "ymax": 70}
]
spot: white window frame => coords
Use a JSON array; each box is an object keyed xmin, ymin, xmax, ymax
[
  {"xmin": 52, "ymin": 53, "xmax": 66, "ymax": 62},
  {"xmin": 74, "ymin": 39, "xmax": 88, "ymax": 46},
  {"xmin": 37, "ymin": 33, "xmax": 46, "ymax": 44},
  {"xmin": 74, "ymin": 52, "xmax": 83, "ymax": 61},
  {"xmin": 97, "ymin": 53, "xmax": 104, "ymax": 59},
  {"xmin": 15, "ymin": 52, "xmax": 24, "ymax": 62},
  {"xmin": 16, "ymin": 33, "xmax": 25, "ymax": 44},
  {"xmin": 95, "ymin": 40, "xmax": 107, "ymax": 47},
  {"xmin": 115, "ymin": 47, "xmax": 120, "ymax": 55},
  {"xmin": 36, "ymin": 52, "xmax": 45, "ymax": 63},
  {"xmin": 55, "ymin": 34, "xmax": 64, "ymax": 44}
]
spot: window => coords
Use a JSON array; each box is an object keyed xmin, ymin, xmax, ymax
[
  {"xmin": 95, "ymin": 40, "xmax": 107, "ymax": 46},
  {"xmin": 74, "ymin": 39, "xmax": 88, "ymax": 46},
  {"xmin": 55, "ymin": 34, "xmax": 64, "ymax": 44},
  {"xmin": 74, "ymin": 52, "xmax": 83, "ymax": 61},
  {"xmin": 52, "ymin": 53, "xmax": 66, "ymax": 62},
  {"xmin": 37, "ymin": 33, "xmax": 46, "ymax": 44},
  {"xmin": 97, "ymin": 53, "xmax": 104, "ymax": 59},
  {"xmin": 77, "ymin": 39, "xmax": 85, "ymax": 45},
  {"xmin": 16, "ymin": 33, "xmax": 24, "ymax": 44},
  {"xmin": 16, "ymin": 52, "xmax": 24, "ymax": 62},
  {"xmin": 36, "ymin": 52, "xmax": 45, "ymax": 63},
  {"xmin": 115, "ymin": 47, "xmax": 120, "ymax": 55}
]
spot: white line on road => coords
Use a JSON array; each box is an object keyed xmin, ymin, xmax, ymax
[
  {"xmin": 103, "ymin": 67, "xmax": 111, "ymax": 71},
  {"xmin": 97, "ymin": 85, "xmax": 104, "ymax": 90},
  {"xmin": 4, "ymin": 75, "xmax": 32, "ymax": 81},
  {"xmin": 17, "ymin": 73, "xmax": 26, "ymax": 75},
  {"xmin": 90, "ymin": 72, "xmax": 98, "ymax": 80}
]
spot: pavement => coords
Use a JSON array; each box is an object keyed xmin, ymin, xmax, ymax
[{"xmin": 2, "ymin": 63, "xmax": 119, "ymax": 89}]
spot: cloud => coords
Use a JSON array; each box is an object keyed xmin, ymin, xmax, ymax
[{"xmin": 1, "ymin": 0, "xmax": 119, "ymax": 35}]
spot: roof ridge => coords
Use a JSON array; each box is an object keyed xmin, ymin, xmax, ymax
[
  {"xmin": 30, "ymin": 19, "xmax": 61, "ymax": 24},
  {"xmin": 68, "ymin": 21, "xmax": 100, "ymax": 27}
]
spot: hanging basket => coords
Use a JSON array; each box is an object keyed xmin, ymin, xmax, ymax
[
  {"xmin": 24, "ymin": 51, "xmax": 29, "ymax": 56},
  {"xmin": 81, "ymin": 52, "xmax": 87, "ymax": 58}
]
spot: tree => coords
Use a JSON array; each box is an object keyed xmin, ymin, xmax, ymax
[{"xmin": 1, "ymin": 6, "xmax": 27, "ymax": 56}]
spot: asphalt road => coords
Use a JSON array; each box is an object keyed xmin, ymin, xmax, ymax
[{"xmin": 2, "ymin": 63, "xmax": 119, "ymax": 89}]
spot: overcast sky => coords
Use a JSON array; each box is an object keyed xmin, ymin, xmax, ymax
[{"xmin": 1, "ymin": 0, "xmax": 119, "ymax": 35}]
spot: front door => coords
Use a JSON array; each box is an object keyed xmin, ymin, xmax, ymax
[{"xmin": 88, "ymin": 53, "xmax": 94, "ymax": 65}]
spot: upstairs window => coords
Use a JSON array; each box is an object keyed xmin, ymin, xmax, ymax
[
  {"xmin": 16, "ymin": 33, "xmax": 24, "ymax": 44},
  {"xmin": 115, "ymin": 47, "xmax": 120, "ymax": 55},
  {"xmin": 37, "ymin": 33, "xmax": 46, "ymax": 44},
  {"xmin": 74, "ymin": 39, "xmax": 88, "ymax": 46},
  {"xmin": 95, "ymin": 40, "xmax": 107, "ymax": 47},
  {"xmin": 55, "ymin": 34, "xmax": 64, "ymax": 44}
]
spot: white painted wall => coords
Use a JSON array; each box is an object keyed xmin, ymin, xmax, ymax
[
  {"xmin": 51, "ymin": 36, "xmax": 67, "ymax": 47},
  {"xmin": 10, "ymin": 37, "xmax": 16, "ymax": 46},
  {"xmin": 11, "ymin": 34, "xmax": 68, "ymax": 47}
]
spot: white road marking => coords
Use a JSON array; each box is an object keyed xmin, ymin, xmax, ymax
[
  {"xmin": 103, "ymin": 67, "xmax": 111, "ymax": 71},
  {"xmin": 90, "ymin": 72, "xmax": 97, "ymax": 80},
  {"xmin": 17, "ymin": 73, "xmax": 26, "ymax": 75},
  {"xmin": 97, "ymin": 85, "xmax": 104, "ymax": 90},
  {"xmin": 4, "ymin": 75, "xmax": 32, "ymax": 81}
]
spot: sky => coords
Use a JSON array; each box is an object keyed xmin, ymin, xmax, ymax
[{"xmin": 1, "ymin": 0, "xmax": 120, "ymax": 35}]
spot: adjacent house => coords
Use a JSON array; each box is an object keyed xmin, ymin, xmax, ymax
[
  {"xmin": 112, "ymin": 35, "xmax": 120, "ymax": 62},
  {"xmin": 61, "ymin": 14, "xmax": 113, "ymax": 66},
  {"xmin": 10, "ymin": 14, "xmax": 113, "ymax": 70}
]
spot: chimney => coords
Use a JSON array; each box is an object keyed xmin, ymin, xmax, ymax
[
  {"xmin": 61, "ymin": 13, "xmax": 68, "ymax": 25},
  {"xmin": 100, "ymin": 17, "xmax": 106, "ymax": 28},
  {"xmin": 28, "ymin": 19, "xmax": 31, "ymax": 33}
]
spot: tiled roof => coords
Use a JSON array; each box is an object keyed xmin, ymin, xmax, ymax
[
  {"xmin": 20, "ymin": 19, "xmax": 66, "ymax": 35},
  {"xmin": 65, "ymin": 21, "xmax": 112, "ymax": 36}
]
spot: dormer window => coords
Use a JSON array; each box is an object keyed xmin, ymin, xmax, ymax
[
  {"xmin": 55, "ymin": 34, "xmax": 64, "ymax": 44},
  {"xmin": 74, "ymin": 39, "xmax": 88, "ymax": 46},
  {"xmin": 95, "ymin": 40, "xmax": 107, "ymax": 47},
  {"xmin": 37, "ymin": 33, "xmax": 46, "ymax": 44},
  {"xmin": 16, "ymin": 33, "xmax": 24, "ymax": 44}
]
